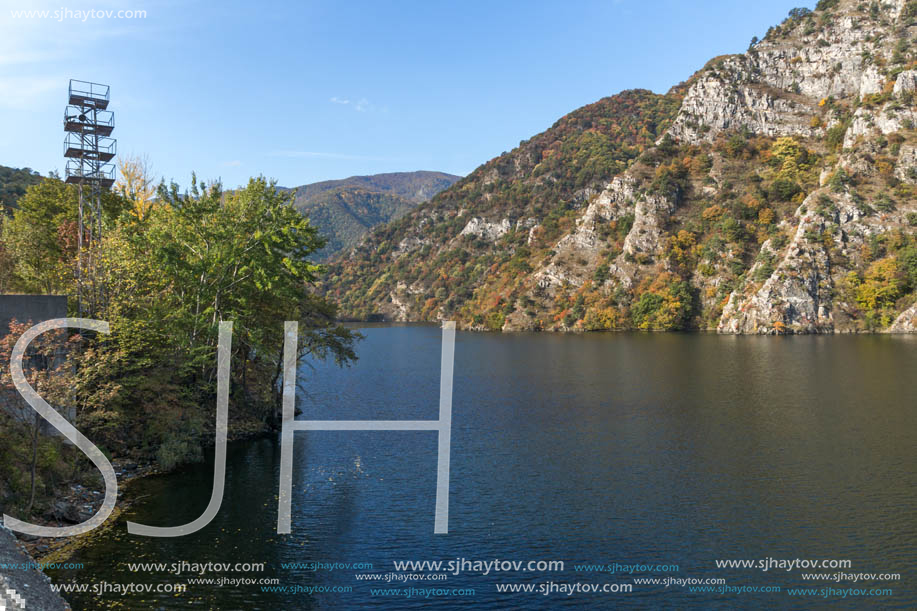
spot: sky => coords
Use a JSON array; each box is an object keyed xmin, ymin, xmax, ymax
[{"xmin": 0, "ymin": 0, "xmax": 816, "ymax": 189}]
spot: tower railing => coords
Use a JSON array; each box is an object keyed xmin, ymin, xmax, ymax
[
  {"xmin": 68, "ymin": 79, "xmax": 110, "ymax": 109},
  {"xmin": 63, "ymin": 133, "xmax": 116, "ymax": 162},
  {"xmin": 64, "ymin": 160, "xmax": 115, "ymax": 188},
  {"xmin": 63, "ymin": 107, "xmax": 114, "ymax": 136}
]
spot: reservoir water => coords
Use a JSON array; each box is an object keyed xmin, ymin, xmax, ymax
[{"xmin": 50, "ymin": 326, "xmax": 917, "ymax": 609}]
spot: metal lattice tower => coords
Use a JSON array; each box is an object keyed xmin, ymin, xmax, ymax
[{"xmin": 63, "ymin": 79, "xmax": 116, "ymax": 316}]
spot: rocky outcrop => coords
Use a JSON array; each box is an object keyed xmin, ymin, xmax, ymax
[
  {"xmin": 893, "ymin": 69, "xmax": 917, "ymax": 95},
  {"xmin": 887, "ymin": 298, "xmax": 917, "ymax": 332},
  {"xmin": 668, "ymin": 66, "xmax": 819, "ymax": 143},
  {"xmin": 718, "ymin": 191, "xmax": 838, "ymax": 334},
  {"xmin": 896, "ymin": 144, "xmax": 917, "ymax": 183},
  {"xmin": 459, "ymin": 217, "xmax": 511, "ymax": 241},
  {"xmin": 523, "ymin": 0, "xmax": 917, "ymax": 334},
  {"xmin": 843, "ymin": 103, "xmax": 917, "ymax": 149},
  {"xmin": 670, "ymin": 1, "xmax": 914, "ymax": 147}
]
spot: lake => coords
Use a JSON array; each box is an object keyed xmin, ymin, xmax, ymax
[{"xmin": 49, "ymin": 326, "xmax": 917, "ymax": 609}]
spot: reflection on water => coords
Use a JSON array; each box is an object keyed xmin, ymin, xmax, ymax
[{"xmin": 52, "ymin": 328, "xmax": 917, "ymax": 609}]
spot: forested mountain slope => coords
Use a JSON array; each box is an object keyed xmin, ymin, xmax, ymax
[
  {"xmin": 0, "ymin": 165, "xmax": 43, "ymax": 212},
  {"xmin": 325, "ymin": 0, "xmax": 917, "ymax": 334},
  {"xmin": 288, "ymin": 171, "xmax": 460, "ymax": 258}
]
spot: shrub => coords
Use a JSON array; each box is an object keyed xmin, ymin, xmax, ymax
[
  {"xmin": 825, "ymin": 122, "xmax": 848, "ymax": 151},
  {"xmin": 156, "ymin": 435, "xmax": 203, "ymax": 472},
  {"xmin": 631, "ymin": 273, "xmax": 693, "ymax": 330},
  {"xmin": 583, "ymin": 307, "xmax": 622, "ymax": 331},
  {"xmin": 854, "ymin": 256, "xmax": 904, "ymax": 320},
  {"xmin": 873, "ymin": 193, "xmax": 896, "ymax": 212},
  {"xmin": 828, "ymin": 168, "xmax": 851, "ymax": 192},
  {"xmin": 593, "ymin": 263, "xmax": 610, "ymax": 284},
  {"xmin": 770, "ymin": 178, "xmax": 801, "ymax": 201}
]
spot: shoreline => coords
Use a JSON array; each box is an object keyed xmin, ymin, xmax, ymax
[
  {"xmin": 340, "ymin": 319, "xmax": 917, "ymax": 335},
  {"xmin": 24, "ymin": 427, "xmax": 276, "ymax": 565}
]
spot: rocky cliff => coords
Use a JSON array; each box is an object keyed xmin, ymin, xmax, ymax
[{"xmin": 324, "ymin": 0, "xmax": 917, "ymax": 334}]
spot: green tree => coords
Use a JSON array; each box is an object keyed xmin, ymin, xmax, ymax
[
  {"xmin": 1, "ymin": 177, "xmax": 125, "ymax": 294},
  {"xmin": 70, "ymin": 176, "xmax": 359, "ymax": 467}
]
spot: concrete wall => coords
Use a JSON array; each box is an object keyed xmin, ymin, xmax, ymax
[
  {"xmin": 0, "ymin": 294, "xmax": 68, "ymax": 333},
  {"xmin": 0, "ymin": 295, "xmax": 71, "ymax": 436}
]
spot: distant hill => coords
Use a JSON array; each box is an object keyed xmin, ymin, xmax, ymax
[
  {"xmin": 0, "ymin": 165, "xmax": 43, "ymax": 212},
  {"xmin": 288, "ymin": 171, "xmax": 460, "ymax": 259}
]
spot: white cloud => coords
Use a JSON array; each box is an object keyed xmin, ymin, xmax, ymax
[{"xmin": 329, "ymin": 96, "xmax": 375, "ymax": 112}]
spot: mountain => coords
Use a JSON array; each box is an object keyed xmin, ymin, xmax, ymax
[
  {"xmin": 322, "ymin": 90, "xmax": 684, "ymax": 319},
  {"xmin": 292, "ymin": 171, "xmax": 461, "ymax": 204},
  {"xmin": 325, "ymin": 0, "xmax": 917, "ymax": 334},
  {"xmin": 288, "ymin": 171, "xmax": 460, "ymax": 259},
  {"xmin": 0, "ymin": 165, "xmax": 43, "ymax": 212}
]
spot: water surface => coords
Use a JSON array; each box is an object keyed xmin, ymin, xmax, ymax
[{"xmin": 52, "ymin": 327, "xmax": 917, "ymax": 609}]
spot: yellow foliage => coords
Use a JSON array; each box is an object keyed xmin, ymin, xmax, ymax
[
  {"xmin": 743, "ymin": 195, "xmax": 762, "ymax": 211},
  {"xmin": 632, "ymin": 272, "xmax": 692, "ymax": 330},
  {"xmin": 875, "ymin": 158, "xmax": 894, "ymax": 176},
  {"xmin": 771, "ymin": 137, "xmax": 803, "ymax": 162},
  {"xmin": 666, "ymin": 230, "xmax": 698, "ymax": 268},
  {"xmin": 115, "ymin": 154, "xmax": 158, "ymax": 220},
  {"xmin": 702, "ymin": 204, "xmax": 726, "ymax": 222},
  {"xmin": 855, "ymin": 257, "xmax": 903, "ymax": 312},
  {"xmin": 583, "ymin": 307, "xmax": 622, "ymax": 331}
]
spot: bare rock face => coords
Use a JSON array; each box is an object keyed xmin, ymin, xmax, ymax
[
  {"xmin": 527, "ymin": 0, "xmax": 917, "ymax": 334},
  {"xmin": 719, "ymin": 192, "xmax": 837, "ymax": 334},
  {"xmin": 396, "ymin": 236, "xmax": 426, "ymax": 257},
  {"xmin": 459, "ymin": 217, "xmax": 511, "ymax": 241},
  {"xmin": 895, "ymin": 144, "xmax": 917, "ymax": 183},
  {"xmin": 668, "ymin": 65, "xmax": 819, "ymax": 143},
  {"xmin": 892, "ymin": 69, "xmax": 917, "ymax": 95},
  {"xmin": 669, "ymin": 0, "xmax": 917, "ymax": 147},
  {"xmin": 844, "ymin": 104, "xmax": 917, "ymax": 149},
  {"xmin": 622, "ymin": 191, "xmax": 677, "ymax": 258},
  {"xmin": 532, "ymin": 176, "xmax": 635, "ymax": 291},
  {"xmin": 887, "ymin": 299, "xmax": 917, "ymax": 332}
]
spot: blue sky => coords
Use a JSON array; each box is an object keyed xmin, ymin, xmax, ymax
[{"xmin": 0, "ymin": 0, "xmax": 815, "ymax": 188}]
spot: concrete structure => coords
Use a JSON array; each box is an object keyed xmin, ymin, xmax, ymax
[
  {"xmin": 0, "ymin": 295, "xmax": 68, "ymax": 333},
  {"xmin": 0, "ymin": 295, "xmax": 71, "ymax": 435}
]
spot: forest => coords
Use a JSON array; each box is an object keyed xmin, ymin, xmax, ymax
[{"xmin": 0, "ymin": 162, "xmax": 358, "ymax": 521}]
